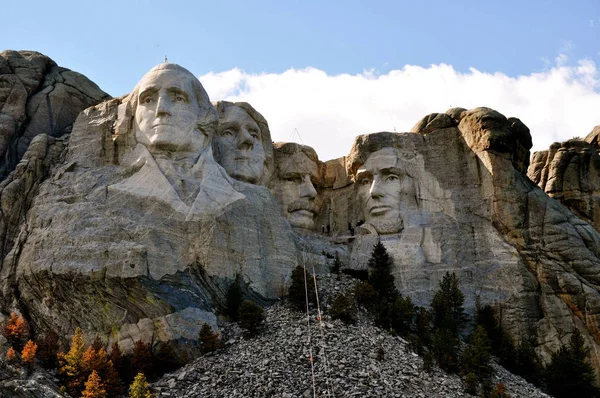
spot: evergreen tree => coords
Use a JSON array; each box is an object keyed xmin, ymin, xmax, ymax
[
  {"xmin": 226, "ymin": 276, "xmax": 244, "ymax": 321},
  {"xmin": 37, "ymin": 329, "xmax": 60, "ymax": 369},
  {"xmin": 129, "ymin": 372, "xmax": 154, "ymax": 398},
  {"xmin": 239, "ymin": 300, "xmax": 265, "ymax": 337},
  {"xmin": 288, "ymin": 266, "xmax": 316, "ymax": 311},
  {"xmin": 81, "ymin": 370, "xmax": 106, "ymax": 398},
  {"xmin": 431, "ymin": 272, "xmax": 466, "ymax": 336},
  {"xmin": 431, "ymin": 328, "xmax": 460, "ymax": 373},
  {"xmin": 110, "ymin": 341, "xmax": 131, "ymax": 384},
  {"xmin": 460, "ymin": 326, "xmax": 493, "ymax": 391},
  {"xmin": 367, "ymin": 241, "xmax": 397, "ymax": 301},
  {"xmin": 131, "ymin": 340, "xmax": 153, "ymax": 380},
  {"xmin": 355, "ymin": 281, "xmax": 377, "ymax": 310},
  {"xmin": 546, "ymin": 329, "xmax": 599, "ymax": 398}
]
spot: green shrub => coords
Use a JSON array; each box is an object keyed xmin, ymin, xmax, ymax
[{"xmin": 329, "ymin": 293, "xmax": 356, "ymax": 325}]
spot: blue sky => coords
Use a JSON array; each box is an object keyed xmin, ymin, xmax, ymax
[{"xmin": 3, "ymin": 0, "xmax": 600, "ymax": 160}]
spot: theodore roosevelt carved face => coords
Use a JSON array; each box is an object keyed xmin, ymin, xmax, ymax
[{"xmin": 271, "ymin": 143, "xmax": 320, "ymax": 230}]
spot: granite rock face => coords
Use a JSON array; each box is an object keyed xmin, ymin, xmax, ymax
[
  {"xmin": 0, "ymin": 50, "xmax": 109, "ymax": 177},
  {"xmin": 0, "ymin": 53, "xmax": 600, "ymax": 381},
  {"xmin": 529, "ymin": 137, "xmax": 600, "ymax": 233}
]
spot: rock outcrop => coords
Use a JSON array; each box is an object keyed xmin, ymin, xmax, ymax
[
  {"xmin": 529, "ymin": 134, "xmax": 600, "ymax": 233},
  {"xmin": 0, "ymin": 52, "xmax": 600, "ymax": 383},
  {"xmin": 0, "ymin": 50, "xmax": 109, "ymax": 177}
]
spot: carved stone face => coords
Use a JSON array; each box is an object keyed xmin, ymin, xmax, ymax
[
  {"xmin": 356, "ymin": 147, "xmax": 407, "ymax": 234},
  {"xmin": 134, "ymin": 68, "xmax": 204, "ymax": 152},
  {"xmin": 214, "ymin": 106, "xmax": 265, "ymax": 184},
  {"xmin": 272, "ymin": 152, "xmax": 319, "ymax": 229}
]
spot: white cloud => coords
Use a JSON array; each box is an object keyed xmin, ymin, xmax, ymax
[{"xmin": 200, "ymin": 60, "xmax": 600, "ymax": 162}]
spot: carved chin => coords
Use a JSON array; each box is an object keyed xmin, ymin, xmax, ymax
[
  {"xmin": 287, "ymin": 211, "xmax": 315, "ymax": 230},
  {"xmin": 369, "ymin": 217, "xmax": 403, "ymax": 235}
]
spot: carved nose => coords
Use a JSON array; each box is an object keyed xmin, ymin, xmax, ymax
[
  {"xmin": 237, "ymin": 128, "xmax": 254, "ymax": 150},
  {"xmin": 300, "ymin": 176, "xmax": 317, "ymax": 199},
  {"xmin": 370, "ymin": 178, "xmax": 383, "ymax": 198},
  {"xmin": 155, "ymin": 95, "xmax": 172, "ymax": 117}
]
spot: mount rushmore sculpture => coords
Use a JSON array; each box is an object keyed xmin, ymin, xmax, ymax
[{"xmin": 1, "ymin": 50, "xmax": 600, "ymax": 377}]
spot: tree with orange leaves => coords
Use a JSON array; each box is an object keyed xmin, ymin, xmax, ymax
[
  {"xmin": 58, "ymin": 327, "xmax": 87, "ymax": 396},
  {"xmin": 2, "ymin": 313, "xmax": 28, "ymax": 351},
  {"xmin": 21, "ymin": 339, "xmax": 37, "ymax": 370},
  {"xmin": 81, "ymin": 370, "xmax": 106, "ymax": 398},
  {"xmin": 6, "ymin": 347, "xmax": 17, "ymax": 363}
]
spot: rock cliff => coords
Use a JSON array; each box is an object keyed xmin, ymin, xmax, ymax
[{"xmin": 0, "ymin": 51, "xmax": 600, "ymax": 382}]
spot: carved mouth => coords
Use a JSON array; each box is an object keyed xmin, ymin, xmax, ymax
[
  {"xmin": 291, "ymin": 209, "xmax": 315, "ymax": 218},
  {"xmin": 369, "ymin": 205, "xmax": 392, "ymax": 215}
]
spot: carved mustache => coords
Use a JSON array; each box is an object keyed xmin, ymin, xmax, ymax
[{"xmin": 287, "ymin": 200, "xmax": 319, "ymax": 215}]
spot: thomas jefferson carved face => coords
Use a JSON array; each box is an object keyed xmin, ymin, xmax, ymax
[
  {"xmin": 134, "ymin": 67, "xmax": 205, "ymax": 153},
  {"xmin": 214, "ymin": 105, "xmax": 265, "ymax": 184},
  {"xmin": 272, "ymin": 150, "xmax": 319, "ymax": 230},
  {"xmin": 356, "ymin": 147, "xmax": 408, "ymax": 234}
]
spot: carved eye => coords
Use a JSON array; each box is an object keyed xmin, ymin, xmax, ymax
[
  {"xmin": 360, "ymin": 178, "xmax": 371, "ymax": 186},
  {"xmin": 249, "ymin": 129, "xmax": 260, "ymax": 139},
  {"xmin": 386, "ymin": 174, "xmax": 400, "ymax": 182},
  {"xmin": 174, "ymin": 95, "xmax": 186, "ymax": 103},
  {"xmin": 220, "ymin": 129, "xmax": 234, "ymax": 137},
  {"xmin": 142, "ymin": 97, "xmax": 153, "ymax": 104},
  {"xmin": 285, "ymin": 176, "xmax": 302, "ymax": 184}
]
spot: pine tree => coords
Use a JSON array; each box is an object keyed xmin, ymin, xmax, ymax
[
  {"xmin": 129, "ymin": 372, "xmax": 154, "ymax": 398},
  {"xmin": 546, "ymin": 329, "xmax": 599, "ymax": 398},
  {"xmin": 81, "ymin": 370, "xmax": 106, "ymax": 398},
  {"xmin": 460, "ymin": 326, "xmax": 493, "ymax": 390},
  {"xmin": 431, "ymin": 272, "xmax": 466, "ymax": 336},
  {"xmin": 110, "ymin": 341, "xmax": 128, "ymax": 382},
  {"xmin": 91, "ymin": 336, "xmax": 104, "ymax": 353},
  {"xmin": 2, "ymin": 313, "xmax": 29, "ymax": 351},
  {"xmin": 21, "ymin": 339, "xmax": 38, "ymax": 370},
  {"xmin": 131, "ymin": 340, "xmax": 153, "ymax": 380},
  {"xmin": 288, "ymin": 266, "xmax": 316, "ymax": 311},
  {"xmin": 367, "ymin": 241, "xmax": 397, "ymax": 301},
  {"xmin": 226, "ymin": 277, "xmax": 243, "ymax": 321},
  {"xmin": 59, "ymin": 327, "xmax": 87, "ymax": 396},
  {"xmin": 37, "ymin": 329, "xmax": 60, "ymax": 369},
  {"xmin": 239, "ymin": 300, "xmax": 265, "ymax": 337}
]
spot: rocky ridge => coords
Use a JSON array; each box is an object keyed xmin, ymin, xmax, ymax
[{"xmin": 152, "ymin": 273, "xmax": 549, "ymax": 398}]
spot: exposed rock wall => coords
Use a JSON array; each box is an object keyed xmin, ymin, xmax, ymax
[
  {"xmin": 529, "ymin": 135, "xmax": 600, "ymax": 233},
  {"xmin": 0, "ymin": 51, "xmax": 600, "ymax": 380},
  {"xmin": 0, "ymin": 50, "xmax": 109, "ymax": 177}
]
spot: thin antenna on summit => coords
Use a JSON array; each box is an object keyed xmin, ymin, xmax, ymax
[
  {"xmin": 164, "ymin": 55, "xmax": 168, "ymax": 63},
  {"xmin": 291, "ymin": 128, "xmax": 305, "ymax": 144}
]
